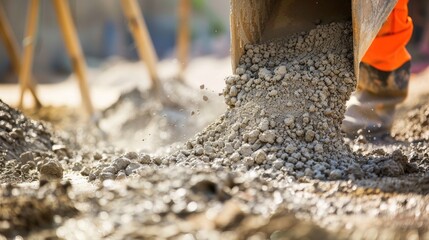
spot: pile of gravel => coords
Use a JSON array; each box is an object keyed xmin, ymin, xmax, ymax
[
  {"xmin": 0, "ymin": 100, "xmax": 53, "ymax": 160},
  {"xmin": 0, "ymin": 100, "xmax": 65, "ymax": 183},
  {"xmin": 0, "ymin": 182, "xmax": 77, "ymax": 238},
  {"xmin": 86, "ymin": 22, "xmax": 414, "ymax": 183},
  {"xmin": 99, "ymin": 81, "xmax": 225, "ymax": 152},
  {"xmin": 163, "ymin": 22, "xmax": 409, "ymax": 180},
  {"xmin": 393, "ymin": 99, "xmax": 429, "ymax": 141}
]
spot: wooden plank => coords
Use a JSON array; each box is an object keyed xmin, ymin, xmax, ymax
[
  {"xmin": 177, "ymin": 0, "xmax": 191, "ymax": 80},
  {"xmin": 352, "ymin": 0, "xmax": 398, "ymax": 79},
  {"xmin": 230, "ymin": 0, "xmax": 398, "ymax": 80},
  {"xmin": 18, "ymin": 0, "xmax": 41, "ymax": 109},
  {"xmin": 52, "ymin": 0, "xmax": 94, "ymax": 116},
  {"xmin": 230, "ymin": 0, "xmax": 275, "ymax": 72},
  {"xmin": 121, "ymin": 0, "xmax": 161, "ymax": 90},
  {"xmin": 1, "ymin": 2, "xmax": 42, "ymax": 108},
  {"xmin": 0, "ymin": 3, "xmax": 20, "ymax": 76}
]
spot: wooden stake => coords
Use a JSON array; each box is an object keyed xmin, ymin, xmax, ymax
[
  {"xmin": 0, "ymin": 2, "xmax": 42, "ymax": 108},
  {"xmin": 121, "ymin": 0, "xmax": 161, "ymax": 90},
  {"xmin": 177, "ymin": 0, "xmax": 190, "ymax": 80},
  {"xmin": 18, "ymin": 0, "xmax": 42, "ymax": 109},
  {"xmin": 52, "ymin": 0, "xmax": 94, "ymax": 116},
  {"xmin": 0, "ymin": 3, "xmax": 20, "ymax": 76}
]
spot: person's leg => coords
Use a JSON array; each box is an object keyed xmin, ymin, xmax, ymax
[{"xmin": 342, "ymin": 0, "xmax": 413, "ymax": 139}]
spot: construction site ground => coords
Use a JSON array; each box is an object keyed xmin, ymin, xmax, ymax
[{"xmin": 1, "ymin": 54, "xmax": 429, "ymax": 239}]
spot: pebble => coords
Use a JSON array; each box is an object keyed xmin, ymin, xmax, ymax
[
  {"xmin": 139, "ymin": 154, "xmax": 152, "ymax": 164},
  {"xmin": 113, "ymin": 157, "xmax": 131, "ymax": 170},
  {"xmin": 19, "ymin": 151, "xmax": 33, "ymax": 164},
  {"xmin": 252, "ymin": 150, "xmax": 267, "ymax": 164},
  {"xmin": 39, "ymin": 161, "xmax": 63, "ymax": 181}
]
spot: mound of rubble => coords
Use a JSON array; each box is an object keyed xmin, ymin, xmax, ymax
[
  {"xmin": 0, "ymin": 182, "xmax": 77, "ymax": 238},
  {"xmin": 393, "ymin": 98, "xmax": 429, "ymax": 141},
  {"xmin": 83, "ymin": 22, "xmax": 416, "ymax": 184},
  {"xmin": 0, "ymin": 100, "xmax": 66, "ymax": 183}
]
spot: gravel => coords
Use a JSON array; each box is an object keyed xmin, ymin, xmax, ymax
[
  {"xmin": 0, "ymin": 21, "xmax": 428, "ymax": 239},
  {"xmin": 151, "ymin": 22, "xmax": 413, "ymax": 182}
]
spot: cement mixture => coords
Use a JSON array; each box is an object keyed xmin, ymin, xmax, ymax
[{"xmin": 1, "ymin": 22, "xmax": 429, "ymax": 239}]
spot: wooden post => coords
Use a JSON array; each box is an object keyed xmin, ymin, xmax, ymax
[
  {"xmin": 0, "ymin": 3, "xmax": 20, "ymax": 76},
  {"xmin": 52, "ymin": 0, "xmax": 94, "ymax": 117},
  {"xmin": 120, "ymin": 0, "xmax": 161, "ymax": 90},
  {"xmin": 18, "ymin": 0, "xmax": 42, "ymax": 109},
  {"xmin": 0, "ymin": 2, "xmax": 42, "ymax": 108},
  {"xmin": 177, "ymin": 0, "xmax": 190, "ymax": 80}
]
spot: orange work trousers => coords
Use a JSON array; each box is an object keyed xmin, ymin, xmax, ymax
[{"xmin": 362, "ymin": 0, "xmax": 413, "ymax": 71}]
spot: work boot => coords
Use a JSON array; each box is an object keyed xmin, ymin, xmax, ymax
[{"xmin": 342, "ymin": 61, "xmax": 411, "ymax": 139}]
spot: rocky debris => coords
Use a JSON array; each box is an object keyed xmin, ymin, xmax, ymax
[
  {"xmin": 0, "ymin": 100, "xmax": 69, "ymax": 184},
  {"xmin": 1, "ymin": 21, "xmax": 429, "ymax": 240},
  {"xmin": 39, "ymin": 160, "xmax": 64, "ymax": 181},
  {"xmin": 54, "ymin": 166, "xmax": 429, "ymax": 239},
  {"xmin": 393, "ymin": 100, "xmax": 429, "ymax": 141},
  {"xmin": 96, "ymin": 155, "xmax": 146, "ymax": 181},
  {"xmin": 152, "ymin": 22, "xmax": 406, "ymax": 181},
  {"xmin": 0, "ymin": 182, "xmax": 77, "ymax": 238},
  {"xmin": 98, "ymin": 82, "xmax": 224, "ymax": 152},
  {"xmin": 0, "ymin": 100, "xmax": 54, "ymax": 161}
]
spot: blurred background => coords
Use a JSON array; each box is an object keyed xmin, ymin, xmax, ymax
[
  {"xmin": 0, "ymin": 0, "xmax": 232, "ymax": 109},
  {"xmin": 409, "ymin": 0, "xmax": 429, "ymax": 73},
  {"xmin": 0, "ymin": 0, "xmax": 229, "ymax": 80},
  {"xmin": 0, "ymin": 0, "xmax": 429, "ymax": 107}
]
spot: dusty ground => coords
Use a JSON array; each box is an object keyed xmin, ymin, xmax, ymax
[{"xmin": 1, "ymin": 25, "xmax": 429, "ymax": 239}]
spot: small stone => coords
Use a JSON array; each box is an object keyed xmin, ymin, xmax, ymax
[
  {"xmin": 194, "ymin": 147, "xmax": 204, "ymax": 156},
  {"xmin": 27, "ymin": 161, "xmax": 36, "ymax": 169},
  {"xmin": 102, "ymin": 166, "xmax": 118, "ymax": 174},
  {"xmin": 88, "ymin": 173, "xmax": 97, "ymax": 181},
  {"xmin": 248, "ymin": 130, "xmax": 261, "ymax": 144},
  {"xmin": 239, "ymin": 144, "xmax": 253, "ymax": 157},
  {"xmin": 19, "ymin": 151, "xmax": 33, "ymax": 164},
  {"xmin": 229, "ymin": 86, "xmax": 238, "ymax": 97},
  {"xmin": 153, "ymin": 157, "xmax": 163, "ymax": 165},
  {"xmin": 268, "ymin": 90, "xmax": 278, "ymax": 97},
  {"xmin": 285, "ymin": 144, "xmax": 297, "ymax": 154},
  {"xmin": 259, "ymin": 130, "xmax": 276, "ymax": 143},
  {"xmin": 230, "ymin": 152, "xmax": 241, "ymax": 162},
  {"xmin": 72, "ymin": 161, "xmax": 83, "ymax": 171},
  {"xmin": 52, "ymin": 144, "xmax": 67, "ymax": 152},
  {"xmin": 305, "ymin": 130, "xmax": 315, "ymax": 142},
  {"xmin": 39, "ymin": 161, "xmax": 63, "ymax": 180},
  {"xmin": 125, "ymin": 151, "xmax": 139, "ymax": 160},
  {"xmin": 112, "ymin": 157, "xmax": 131, "ymax": 170},
  {"xmin": 203, "ymin": 96, "xmax": 209, "ymax": 101},
  {"xmin": 20, "ymin": 164, "xmax": 31, "ymax": 174},
  {"xmin": 244, "ymin": 157, "xmax": 254, "ymax": 167},
  {"xmin": 329, "ymin": 169, "xmax": 343, "ymax": 180},
  {"xmin": 236, "ymin": 67, "xmax": 245, "ymax": 75},
  {"xmin": 273, "ymin": 159, "xmax": 284, "ymax": 170},
  {"xmin": 139, "ymin": 154, "xmax": 152, "ymax": 164},
  {"xmin": 252, "ymin": 150, "xmax": 267, "ymax": 164},
  {"xmin": 125, "ymin": 162, "xmax": 141, "ymax": 176},
  {"xmin": 93, "ymin": 152, "xmax": 103, "ymax": 160},
  {"xmin": 100, "ymin": 172, "xmax": 115, "ymax": 181},
  {"xmin": 81, "ymin": 167, "xmax": 91, "ymax": 176},
  {"xmin": 116, "ymin": 171, "xmax": 127, "ymax": 180},
  {"xmin": 259, "ymin": 119, "xmax": 270, "ymax": 131},
  {"xmin": 224, "ymin": 143, "xmax": 234, "ymax": 154},
  {"xmin": 314, "ymin": 143, "xmax": 324, "ymax": 153},
  {"xmin": 284, "ymin": 116, "xmax": 295, "ymax": 127}
]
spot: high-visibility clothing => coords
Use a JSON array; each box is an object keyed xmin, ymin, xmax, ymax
[{"xmin": 361, "ymin": 0, "xmax": 413, "ymax": 71}]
